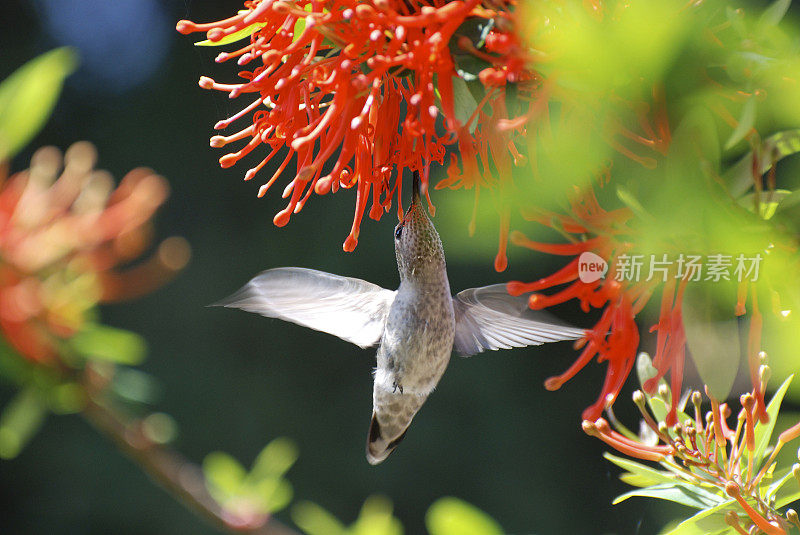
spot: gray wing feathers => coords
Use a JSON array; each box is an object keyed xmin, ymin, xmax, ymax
[
  {"xmin": 452, "ymin": 284, "xmax": 585, "ymax": 356},
  {"xmin": 215, "ymin": 267, "xmax": 396, "ymax": 348}
]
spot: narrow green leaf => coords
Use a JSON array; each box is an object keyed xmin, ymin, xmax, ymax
[
  {"xmin": 753, "ymin": 375, "xmax": 794, "ymax": 463},
  {"xmin": 250, "ymin": 437, "xmax": 298, "ymax": 480},
  {"xmin": 68, "ymin": 324, "xmax": 147, "ymax": 365},
  {"xmin": 612, "ymin": 484, "xmax": 723, "ymax": 509},
  {"xmin": 0, "ymin": 387, "xmax": 48, "ymax": 459},
  {"xmin": 604, "ymin": 453, "xmax": 675, "ymax": 487},
  {"xmin": 724, "ymin": 97, "xmax": 756, "ymax": 150},
  {"xmin": 758, "ymin": 0, "xmax": 791, "ymax": 28},
  {"xmin": 659, "ymin": 499, "xmax": 737, "ymax": 535},
  {"xmin": 426, "ymin": 497, "xmax": 503, "ymax": 535},
  {"xmin": 291, "ymin": 501, "xmax": 346, "ymax": 535},
  {"xmin": 0, "ymin": 48, "xmax": 78, "ymax": 161}
]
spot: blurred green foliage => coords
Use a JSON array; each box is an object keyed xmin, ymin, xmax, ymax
[
  {"xmin": 293, "ymin": 496, "xmax": 403, "ymax": 535},
  {"xmin": 425, "ymin": 497, "xmax": 504, "ymax": 535},
  {"xmin": 0, "ymin": 47, "xmax": 76, "ymax": 161},
  {"xmin": 203, "ymin": 437, "xmax": 298, "ymax": 517}
]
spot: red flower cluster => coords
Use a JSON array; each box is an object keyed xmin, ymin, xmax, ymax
[
  {"xmin": 0, "ymin": 143, "xmax": 188, "ymax": 363},
  {"xmin": 508, "ymin": 186, "xmax": 769, "ymax": 425},
  {"xmin": 177, "ymin": 0, "xmax": 530, "ymax": 252}
]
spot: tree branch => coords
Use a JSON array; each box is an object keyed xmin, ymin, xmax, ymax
[{"xmin": 81, "ymin": 396, "xmax": 301, "ymax": 535}]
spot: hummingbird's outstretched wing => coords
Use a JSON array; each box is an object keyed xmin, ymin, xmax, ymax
[
  {"xmin": 452, "ymin": 284, "xmax": 585, "ymax": 356},
  {"xmin": 214, "ymin": 267, "xmax": 396, "ymax": 348}
]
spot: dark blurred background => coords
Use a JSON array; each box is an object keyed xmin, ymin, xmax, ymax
[{"xmin": 0, "ymin": 1, "xmax": 690, "ymax": 533}]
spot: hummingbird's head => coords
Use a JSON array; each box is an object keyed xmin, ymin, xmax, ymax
[{"xmin": 393, "ymin": 173, "xmax": 446, "ymax": 282}]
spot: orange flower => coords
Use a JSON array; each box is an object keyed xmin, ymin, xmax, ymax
[
  {"xmin": 0, "ymin": 143, "xmax": 189, "ymax": 363},
  {"xmin": 178, "ymin": 0, "xmax": 531, "ymax": 252}
]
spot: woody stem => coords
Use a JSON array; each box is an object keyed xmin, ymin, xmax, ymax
[{"xmin": 81, "ymin": 395, "xmax": 301, "ymax": 535}]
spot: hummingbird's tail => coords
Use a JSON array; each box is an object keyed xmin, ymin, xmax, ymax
[{"xmin": 366, "ymin": 389, "xmax": 427, "ymax": 464}]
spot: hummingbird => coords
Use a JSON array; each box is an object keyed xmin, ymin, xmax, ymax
[{"xmin": 216, "ymin": 172, "xmax": 585, "ymax": 464}]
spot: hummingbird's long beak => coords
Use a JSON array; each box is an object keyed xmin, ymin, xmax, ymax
[{"xmin": 411, "ymin": 170, "xmax": 421, "ymax": 206}]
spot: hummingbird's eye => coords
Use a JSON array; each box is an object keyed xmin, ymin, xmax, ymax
[{"xmin": 395, "ymin": 225, "xmax": 403, "ymax": 240}]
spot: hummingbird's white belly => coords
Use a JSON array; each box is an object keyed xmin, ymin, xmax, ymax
[{"xmin": 375, "ymin": 283, "xmax": 455, "ymax": 395}]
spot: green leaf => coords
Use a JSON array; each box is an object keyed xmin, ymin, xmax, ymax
[
  {"xmin": 737, "ymin": 189, "xmax": 793, "ymax": 220},
  {"xmin": 451, "ymin": 77, "xmax": 480, "ymax": 134},
  {"xmin": 660, "ymin": 499, "xmax": 737, "ymax": 535},
  {"xmin": 724, "ymin": 97, "xmax": 756, "ymax": 150},
  {"xmin": 604, "ymin": 453, "xmax": 675, "ymax": 487},
  {"xmin": 621, "ymin": 472, "xmax": 660, "ymax": 488},
  {"xmin": 765, "ymin": 467, "xmax": 794, "ymax": 501},
  {"xmin": 682, "ymin": 282, "xmax": 740, "ymax": 400},
  {"xmin": 775, "ymin": 188, "xmax": 800, "ymax": 215},
  {"xmin": 775, "ymin": 486, "xmax": 800, "ymax": 509},
  {"xmin": 203, "ymin": 452, "xmax": 246, "ymax": 500},
  {"xmin": 616, "ymin": 186, "xmax": 650, "ymax": 222},
  {"xmin": 292, "ymin": 501, "xmax": 346, "ymax": 535},
  {"xmin": 110, "ymin": 368, "xmax": 160, "ymax": 404},
  {"xmin": 636, "ymin": 352, "xmax": 660, "ymax": 390},
  {"xmin": 47, "ymin": 382, "xmax": 86, "ymax": 414},
  {"xmin": 249, "ymin": 477, "xmax": 293, "ymax": 514},
  {"xmin": 250, "ymin": 437, "xmax": 298, "ymax": 480},
  {"xmin": 0, "ymin": 336, "xmax": 36, "ymax": 385},
  {"xmin": 753, "ymin": 375, "xmax": 794, "ymax": 463},
  {"xmin": 0, "ymin": 48, "xmax": 78, "ymax": 161},
  {"xmin": 612, "ymin": 484, "xmax": 724, "ymax": 509},
  {"xmin": 758, "ymin": 0, "xmax": 791, "ymax": 28},
  {"xmin": 195, "ymin": 24, "xmax": 264, "ymax": 46},
  {"xmin": 68, "ymin": 324, "xmax": 147, "ymax": 365},
  {"xmin": 723, "ymin": 129, "xmax": 800, "ymax": 197},
  {"xmin": 0, "ymin": 387, "xmax": 48, "ymax": 459},
  {"xmin": 426, "ymin": 497, "xmax": 503, "ymax": 535}
]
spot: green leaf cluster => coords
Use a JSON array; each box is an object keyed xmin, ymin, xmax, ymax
[
  {"xmin": 292, "ymin": 495, "xmax": 504, "ymax": 535},
  {"xmin": 203, "ymin": 437, "xmax": 298, "ymax": 517}
]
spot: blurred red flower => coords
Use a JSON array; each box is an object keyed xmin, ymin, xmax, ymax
[{"xmin": 0, "ymin": 143, "xmax": 189, "ymax": 364}]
